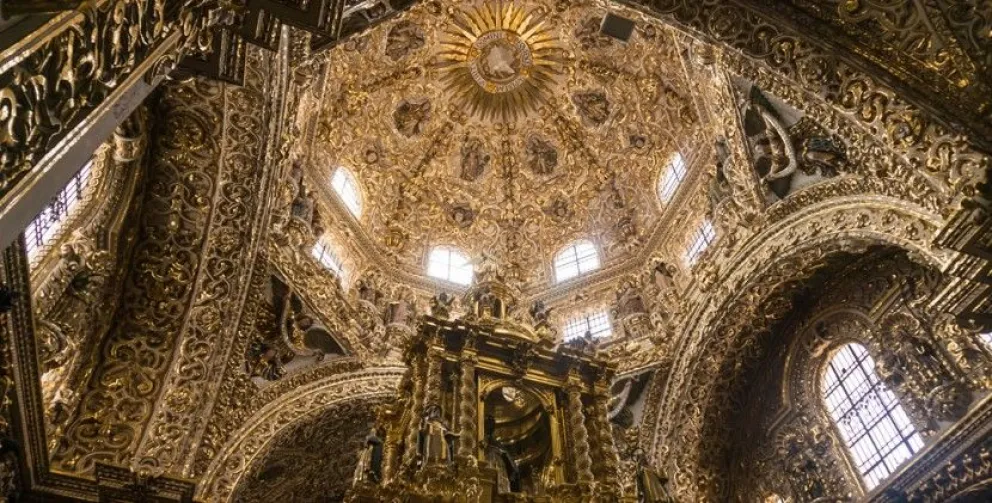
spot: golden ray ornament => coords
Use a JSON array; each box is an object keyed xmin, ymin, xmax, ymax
[{"xmin": 438, "ymin": 1, "xmax": 565, "ymax": 122}]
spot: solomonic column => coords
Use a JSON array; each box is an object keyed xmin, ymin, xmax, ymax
[
  {"xmin": 456, "ymin": 352, "xmax": 478, "ymax": 465},
  {"xmin": 401, "ymin": 355, "xmax": 427, "ymax": 472},
  {"xmin": 567, "ymin": 372, "xmax": 595, "ymax": 487}
]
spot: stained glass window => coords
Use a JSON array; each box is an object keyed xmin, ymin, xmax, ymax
[
  {"xmin": 331, "ymin": 167, "xmax": 362, "ymax": 217},
  {"xmin": 822, "ymin": 343, "xmax": 923, "ymax": 489},
  {"xmin": 24, "ymin": 160, "xmax": 93, "ymax": 262},
  {"xmin": 554, "ymin": 240, "xmax": 601, "ymax": 282},
  {"xmin": 684, "ymin": 219, "xmax": 716, "ymax": 267},
  {"xmin": 427, "ymin": 246, "xmax": 473, "ymax": 286},
  {"xmin": 658, "ymin": 152, "xmax": 687, "ymax": 203},
  {"xmin": 563, "ymin": 311, "xmax": 613, "ymax": 342}
]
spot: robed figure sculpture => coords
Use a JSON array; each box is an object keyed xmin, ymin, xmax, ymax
[
  {"xmin": 354, "ymin": 428, "xmax": 384, "ymax": 484},
  {"xmin": 419, "ymin": 405, "xmax": 458, "ymax": 466},
  {"xmin": 635, "ymin": 449, "xmax": 676, "ymax": 503}
]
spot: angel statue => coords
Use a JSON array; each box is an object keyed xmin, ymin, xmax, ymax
[{"xmin": 430, "ymin": 292, "xmax": 455, "ymax": 320}]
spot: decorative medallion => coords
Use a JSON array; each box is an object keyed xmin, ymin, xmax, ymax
[
  {"xmin": 525, "ymin": 135, "xmax": 558, "ymax": 175},
  {"xmin": 575, "ymin": 16, "xmax": 614, "ymax": 50},
  {"xmin": 572, "ymin": 90, "xmax": 612, "ymax": 127},
  {"xmin": 385, "ymin": 20, "xmax": 426, "ymax": 61},
  {"xmin": 438, "ymin": 1, "xmax": 565, "ymax": 122},
  {"xmin": 459, "ymin": 137, "xmax": 491, "ymax": 181},
  {"xmin": 393, "ymin": 97, "xmax": 432, "ymax": 137},
  {"xmin": 449, "ymin": 203, "xmax": 476, "ymax": 228}
]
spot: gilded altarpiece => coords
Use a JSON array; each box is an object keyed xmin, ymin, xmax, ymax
[{"xmin": 347, "ymin": 264, "xmax": 633, "ymax": 502}]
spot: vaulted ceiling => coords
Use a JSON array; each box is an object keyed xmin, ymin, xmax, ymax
[{"xmin": 300, "ymin": 0, "xmax": 711, "ymax": 291}]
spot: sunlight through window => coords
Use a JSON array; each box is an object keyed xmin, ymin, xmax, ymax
[
  {"xmin": 25, "ymin": 160, "xmax": 93, "ymax": 262},
  {"xmin": 427, "ymin": 247, "xmax": 473, "ymax": 286},
  {"xmin": 823, "ymin": 343, "xmax": 923, "ymax": 489},
  {"xmin": 554, "ymin": 240, "xmax": 601, "ymax": 283},
  {"xmin": 331, "ymin": 167, "xmax": 362, "ymax": 217},
  {"xmin": 658, "ymin": 152, "xmax": 687, "ymax": 203},
  {"xmin": 563, "ymin": 311, "xmax": 613, "ymax": 342}
]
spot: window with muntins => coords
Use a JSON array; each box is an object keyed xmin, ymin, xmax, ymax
[
  {"xmin": 658, "ymin": 152, "xmax": 687, "ymax": 203},
  {"xmin": 684, "ymin": 219, "xmax": 716, "ymax": 267},
  {"xmin": 563, "ymin": 311, "xmax": 613, "ymax": 342},
  {"xmin": 331, "ymin": 167, "xmax": 362, "ymax": 217},
  {"xmin": 311, "ymin": 240, "xmax": 344, "ymax": 277},
  {"xmin": 554, "ymin": 240, "xmax": 601, "ymax": 283},
  {"xmin": 24, "ymin": 160, "xmax": 93, "ymax": 262},
  {"xmin": 427, "ymin": 247, "xmax": 473, "ymax": 286},
  {"xmin": 822, "ymin": 343, "xmax": 924, "ymax": 490}
]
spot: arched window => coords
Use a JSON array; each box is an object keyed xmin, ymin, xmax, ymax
[
  {"xmin": 822, "ymin": 343, "xmax": 923, "ymax": 489},
  {"xmin": 657, "ymin": 151, "xmax": 687, "ymax": 203},
  {"xmin": 427, "ymin": 246, "xmax": 473, "ymax": 286},
  {"xmin": 331, "ymin": 167, "xmax": 362, "ymax": 217},
  {"xmin": 311, "ymin": 239, "xmax": 344, "ymax": 278},
  {"xmin": 553, "ymin": 240, "xmax": 600, "ymax": 282},
  {"xmin": 563, "ymin": 310, "xmax": 613, "ymax": 342},
  {"xmin": 25, "ymin": 159, "xmax": 94, "ymax": 262},
  {"xmin": 684, "ymin": 218, "xmax": 716, "ymax": 267}
]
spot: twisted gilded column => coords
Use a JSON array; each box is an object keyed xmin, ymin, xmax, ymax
[
  {"xmin": 425, "ymin": 344, "xmax": 444, "ymax": 410},
  {"xmin": 567, "ymin": 374, "xmax": 594, "ymax": 486},
  {"xmin": 590, "ymin": 382, "xmax": 621, "ymax": 495},
  {"xmin": 401, "ymin": 355, "xmax": 427, "ymax": 472},
  {"xmin": 456, "ymin": 352, "xmax": 478, "ymax": 463}
]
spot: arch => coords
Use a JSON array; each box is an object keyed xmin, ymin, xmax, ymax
[
  {"xmin": 427, "ymin": 245, "xmax": 473, "ymax": 286},
  {"xmin": 638, "ymin": 197, "xmax": 947, "ymax": 501},
  {"xmin": 553, "ymin": 239, "xmax": 601, "ymax": 282},
  {"xmin": 331, "ymin": 166, "xmax": 363, "ymax": 218},
  {"xmin": 821, "ymin": 343, "xmax": 923, "ymax": 490},
  {"xmin": 197, "ymin": 367, "xmax": 404, "ymax": 502}
]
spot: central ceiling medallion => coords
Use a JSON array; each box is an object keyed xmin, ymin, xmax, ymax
[{"xmin": 438, "ymin": 1, "xmax": 564, "ymax": 122}]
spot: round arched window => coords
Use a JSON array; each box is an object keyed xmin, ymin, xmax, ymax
[
  {"xmin": 553, "ymin": 240, "xmax": 600, "ymax": 283},
  {"xmin": 427, "ymin": 246, "xmax": 473, "ymax": 286}
]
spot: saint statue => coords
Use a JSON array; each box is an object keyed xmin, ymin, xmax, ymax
[
  {"xmin": 634, "ymin": 449, "xmax": 676, "ymax": 503},
  {"xmin": 353, "ymin": 427, "xmax": 384, "ymax": 484},
  {"xmin": 484, "ymin": 414, "xmax": 521, "ymax": 494},
  {"xmin": 419, "ymin": 405, "xmax": 458, "ymax": 466}
]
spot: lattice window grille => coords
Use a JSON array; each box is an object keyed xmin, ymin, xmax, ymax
[
  {"xmin": 24, "ymin": 160, "xmax": 93, "ymax": 262},
  {"xmin": 311, "ymin": 240, "xmax": 344, "ymax": 277},
  {"xmin": 823, "ymin": 343, "xmax": 924, "ymax": 490},
  {"xmin": 554, "ymin": 240, "xmax": 601, "ymax": 282},
  {"xmin": 683, "ymin": 219, "xmax": 716, "ymax": 267},
  {"xmin": 427, "ymin": 247, "xmax": 473, "ymax": 286},
  {"xmin": 658, "ymin": 152, "xmax": 687, "ymax": 203},
  {"xmin": 331, "ymin": 167, "xmax": 362, "ymax": 217},
  {"xmin": 563, "ymin": 310, "xmax": 613, "ymax": 342}
]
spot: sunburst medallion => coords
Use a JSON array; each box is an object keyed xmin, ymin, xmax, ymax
[{"xmin": 438, "ymin": 1, "xmax": 565, "ymax": 122}]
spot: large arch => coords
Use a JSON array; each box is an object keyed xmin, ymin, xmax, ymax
[
  {"xmin": 640, "ymin": 196, "xmax": 947, "ymax": 501},
  {"xmin": 197, "ymin": 367, "xmax": 404, "ymax": 502}
]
